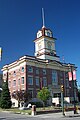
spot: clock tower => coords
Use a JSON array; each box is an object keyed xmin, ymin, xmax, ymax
[
  {"xmin": 34, "ymin": 26, "xmax": 60, "ymax": 61},
  {"xmin": 34, "ymin": 9, "xmax": 60, "ymax": 61}
]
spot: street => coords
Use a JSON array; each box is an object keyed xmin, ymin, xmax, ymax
[{"xmin": 0, "ymin": 111, "xmax": 80, "ymax": 120}]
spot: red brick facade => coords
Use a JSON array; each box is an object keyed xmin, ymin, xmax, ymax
[{"xmin": 2, "ymin": 56, "xmax": 78, "ymax": 103}]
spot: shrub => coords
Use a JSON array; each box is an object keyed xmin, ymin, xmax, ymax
[{"xmin": 30, "ymin": 101, "xmax": 43, "ymax": 108}]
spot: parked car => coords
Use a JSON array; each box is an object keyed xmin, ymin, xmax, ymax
[{"xmin": 19, "ymin": 103, "xmax": 32, "ymax": 110}]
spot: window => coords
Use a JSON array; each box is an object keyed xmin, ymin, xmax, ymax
[
  {"xmin": 43, "ymin": 69, "xmax": 46, "ymax": 75},
  {"xmin": 52, "ymin": 70, "xmax": 58, "ymax": 85},
  {"xmin": 13, "ymin": 71, "xmax": 16, "ymax": 76},
  {"xmin": 22, "ymin": 67, "xmax": 24, "ymax": 72},
  {"xmin": 36, "ymin": 77, "xmax": 39, "ymax": 86},
  {"xmin": 28, "ymin": 76, "xmax": 33, "ymax": 85},
  {"xmin": 21, "ymin": 77, "xmax": 24, "ymax": 84},
  {"xmin": 43, "ymin": 77, "xmax": 47, "ymax": 87},
  {"xmin": 13, "ymin": 80, "xmax": 16, "ymax": 86},
  {"xmin": 28, "ymin": 66, "xmax": 33, "ymax": 73},
  {"xmin": 36, "ymin": 68, "xmax": 39, "ymax": 74}
]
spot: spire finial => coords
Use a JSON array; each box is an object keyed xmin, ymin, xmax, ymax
[{"xmin": 42, "ymin": 8, "xmax": 45, "ymax": 28}]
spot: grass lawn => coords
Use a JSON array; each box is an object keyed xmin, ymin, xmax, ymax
[
  {"xmin": 0, "ymin": 106, "xmax": 60, "ymax": 114},
  {"xmin": 0, "ymin": 105, "xmax": 80, "ymax": 115},
  {"xmin": 0, "ymin": 106, "xmax": 61, "ymax": 113},
  {"xmin": 0, "ymin": 108, "xmax": 32, "ymax": 115}
]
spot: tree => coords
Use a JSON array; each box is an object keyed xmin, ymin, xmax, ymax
[
  {"xmin": 0, "ymin": 80, "xmax": 12, "ymax": 109},
  {"xmin": 12, "ymin": 90, "xmax": 31, "ymax": 107},
  {"xmin": 37, "ymin": 87, "xmax": 51, "ymax": 106}
]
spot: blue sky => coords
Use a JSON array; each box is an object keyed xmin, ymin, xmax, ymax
[{"xmin": 0, "ymin": 0, "xmax": 80, "ymax": 86}]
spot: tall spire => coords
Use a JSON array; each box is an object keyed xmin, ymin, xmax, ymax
[{"xmin": 42, "ymin": 8, "xmax": 45, "ymax": 28}]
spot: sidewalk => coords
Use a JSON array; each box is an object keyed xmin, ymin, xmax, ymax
[
  {"xmin": 64, "ymin": 110, "xmax": 80, "ymax": 117},
  {"xmin": 53, "ymin": 111, "xmax": 80, "ymax": 117},
  {"xmin": 34, "ymin": 110, "xmax": 80, "ymax": 119}
]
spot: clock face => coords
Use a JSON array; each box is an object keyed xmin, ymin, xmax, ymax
[
  {"xmin": 38, "ymin": 42, "xmax": 42, "ymax": 50},
  {"xmin": 47, "ymin": 41, "xmax": 52, "ymax": 50}
]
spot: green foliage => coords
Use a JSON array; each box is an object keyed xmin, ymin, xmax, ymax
[
  {"xmin": 0, "ymin": 80, "xmax": 12, "ymax": 109},
  {"xmin": 37, "ymin": 87, "xmax": 51, "ymax": 106}
]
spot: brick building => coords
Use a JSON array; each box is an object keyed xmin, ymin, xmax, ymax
[{"xmin": 2, "ymin": 20, "xmax": 78, "ymax": 107}]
